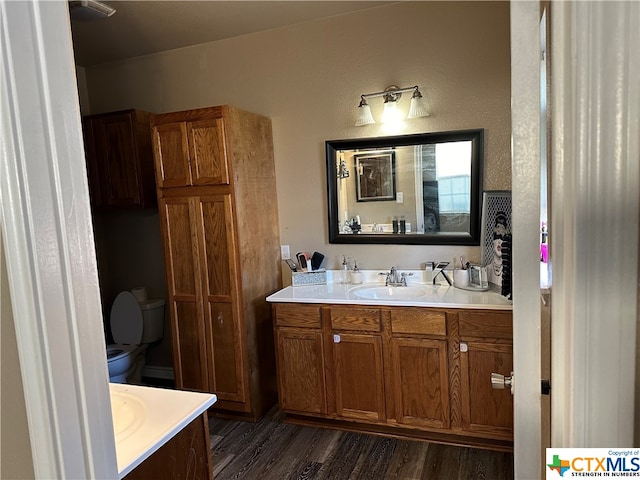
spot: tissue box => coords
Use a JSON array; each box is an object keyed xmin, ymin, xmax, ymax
[{"xmin": 292, "ymin": 270, "xmax": 327, "ymax": 286}]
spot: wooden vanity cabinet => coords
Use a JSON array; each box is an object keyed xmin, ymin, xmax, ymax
[
  {"xmin": 82, "ymin": 109, "xmax": 157, "ymax": 208},
  {"xmin": 458, "ymin": 310, "xmax": 513, "ymax": 439},
  {"xmin": 272, "ymin": 302, "xmax": 514, "ymax": 450},
  {"xmin": 152, "ymin": 105, "xmax": 280, "ymax": 421}
]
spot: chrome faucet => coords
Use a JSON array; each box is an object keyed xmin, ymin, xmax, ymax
[
  {"xmin": 431, "ymin": 261, "xmax": 453, "ymax": 286},
  {"xmin": 380, "ymin": 267, "xmax": 413, "ymax": 286}
]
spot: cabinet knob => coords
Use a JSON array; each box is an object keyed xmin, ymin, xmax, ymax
[{"xmin": 333, "ymin": 334, "xmax": 341, "ymax": 343}]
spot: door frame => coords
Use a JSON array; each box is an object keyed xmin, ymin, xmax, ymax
[
  {"xmin": 0, "ymin": 1, "xmax": 117, "ymax": 477},
  {"xmin": 510, "ymin": 2, "xmax": 542, "ymax": 477}
]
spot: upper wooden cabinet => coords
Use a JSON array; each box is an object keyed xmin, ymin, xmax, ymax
[
  {"xmin": 152, "ymin": 113, "xmax": 229, "ymax": 188},
  {"xmin": 152, "ymin": 105, "xmax": 280, "ymax": 421},
  {"xmin": 82, "ymin": 109, "xmax": 157, "ymax": 208}
]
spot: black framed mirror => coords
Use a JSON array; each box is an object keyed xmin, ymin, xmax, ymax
[{"xmin": 326, "ymin": 129, "xmax": 484, "ymax": 245}]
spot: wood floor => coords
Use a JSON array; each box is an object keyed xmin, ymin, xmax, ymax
[{"xmin": 208, "ymin": 409, "xmax": 514, "ymax": 480}]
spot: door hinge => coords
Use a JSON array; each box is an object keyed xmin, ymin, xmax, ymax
[{"xmin": 541, "ymin": 378, "xmax": 551, "ymax": 395}]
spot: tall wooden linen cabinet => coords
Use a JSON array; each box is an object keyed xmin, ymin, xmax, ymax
[{"xmin": 150, "ymin": 105, "xmax": 281, "ymax": 420}]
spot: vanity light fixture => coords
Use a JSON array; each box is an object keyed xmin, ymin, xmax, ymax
[
  {"xmin": 337, "ymin": 158, "xmax": 350, "ymax": 179},
  {"xmin": 355, "ymin": 85, "xmax": 430, "ymax": 126}
]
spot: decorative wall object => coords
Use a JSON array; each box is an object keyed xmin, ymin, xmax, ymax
[
  {"xmin": 480, "ymin": 190, "xmax": 512, "ymax": 289},
  {"xmin": 355, "ymin": 151, "xmax": 396, "ymax": 202}
]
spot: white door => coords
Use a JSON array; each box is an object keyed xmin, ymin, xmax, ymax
[
  {"xmin": 547, "ymin": 0, "xmax": 639, "ymax": 449},
  {"xmin": 511, "ymin": 2, "xmax": 640, "ymax": 478}
]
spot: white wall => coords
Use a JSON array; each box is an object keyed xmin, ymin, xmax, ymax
[{"xmin": 84, "ymin": 1, "xmax": 511, "ymax": 272}]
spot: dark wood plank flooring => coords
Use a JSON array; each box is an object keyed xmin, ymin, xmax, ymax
[{"xmin": 208, "ymin": 409, "xmax": 513, "ymax": 480}]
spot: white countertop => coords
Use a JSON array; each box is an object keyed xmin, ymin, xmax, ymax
[
  {"xmin": 110, "ymin": 383, "xmax": 217, "ymax": 478},
  {"xmin": 267, "ymin": 277, "xmax": 512, "ymax": 310}
]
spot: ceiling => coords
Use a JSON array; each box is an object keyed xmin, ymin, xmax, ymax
[{"xmin": 69, "ymin": 1, "xmax": 396, "ymax": 67}]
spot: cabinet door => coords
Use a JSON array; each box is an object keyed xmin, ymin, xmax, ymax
[
  {"xmin": 88, "ymin": 112, "xmax": 142, "ymax": 206},
  {"xmin": 124, "ymin": 414, "xmax": 212, "ymax": 480},
  {"xmin": 460, "ymin": 341, "xmax": 513, "ymax": 438},
  {"xmin": 391, "ymin": 337, "xmax": 450, "ymax": 429},
  {"xmin": 196, "ymin": 195, "xmax": 246, "ymax": 404},
  {"xmin": 82, "ymin": 117, "xmax": 104, "ymax": 207},
  {"xmin": 160, "ymin": 197, "xmax": 208, "ymax": 391},
  {"xmin": 331, "ymin": 332, "xmax": 385, "ymax": 422},
  {"xmin": 187, "ymin": 117, "xmax": 229, "ymax": 186},
  {"xmin": 276, "ymin": 328, "xmax": 327, "ymax": 414},
  {"xmin": 152, "ymin": 122, "xmax": 192, "ymax": 188}
]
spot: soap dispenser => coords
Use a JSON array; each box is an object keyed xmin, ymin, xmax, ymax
[
  {"xmin": 340, "ymin": 255, "xmax": 350, "ymax": 284},
  {"xmin": 350, "ymin": 260, "xmax": 363, "ymax": 284}
]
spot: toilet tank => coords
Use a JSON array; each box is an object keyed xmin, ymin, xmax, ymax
[{"xmin": 139, "ymin": 298, "xmax": 165, "ymax": 343}]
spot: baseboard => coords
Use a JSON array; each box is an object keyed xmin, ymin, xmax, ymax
[{"xmin": 141, "ymin": 365, "xmax": 174, "ymax": 380}]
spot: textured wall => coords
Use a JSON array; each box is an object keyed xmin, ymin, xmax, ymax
[
  {"xmin": 1, "ymin": 234, "xmax": 35, "ymax": 479},
  {"xmin": 85, "ymin": 1, "xmax": 510, "ymax": 271}
]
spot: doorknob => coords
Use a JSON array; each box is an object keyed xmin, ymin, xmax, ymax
[{"xmin": 491, "ymin": 371, "xmax": 514, "ymax": 394}]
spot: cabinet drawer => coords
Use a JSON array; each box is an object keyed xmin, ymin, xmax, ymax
[
  {"xmin": 330, "ymin": 307, "xmax": 381, "ymax": 332},
  {"xmin": 275, "ymin": 304, "xmax": 321, "ymax": 328},
  {"xmin": 390, "ymin": 308, "xmax": 446, "ymax": 336},
  {"xmin": 458, "ymin": 311, "xmax": 512, "ymax": 339}
]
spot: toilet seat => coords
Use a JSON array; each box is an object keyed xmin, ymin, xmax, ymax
[
  {"xmin": 110, "ymin": 291, "xmax": 143, "ymax": 345},
  {"xmin": 107, "ymin": 343, "xmax": 138, "ymax": 362}
]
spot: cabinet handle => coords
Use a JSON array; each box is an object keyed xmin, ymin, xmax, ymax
[
  {"xmin": 333, "ymin": 334, "xmax": 341, "ymax": 343},
  {"xmin": 459, "ymin": 342, "xmax": 468, "ymax": 353},
  {"xmin": 217, "ymin": 311, "xmax": 224, "ymax": 327},
  {"xmin": 491, "ymin": 372, "xmax": 514, "ymax": 394}
]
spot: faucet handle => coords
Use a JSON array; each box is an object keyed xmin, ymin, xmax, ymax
[{"xmin": 400, "ymin": 271, "xmax": 413, "ymax": 286}]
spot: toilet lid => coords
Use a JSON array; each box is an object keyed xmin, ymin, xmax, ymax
[{"xmin": 110, "ymin": 291, "xmax": 143, "ymax": 345}]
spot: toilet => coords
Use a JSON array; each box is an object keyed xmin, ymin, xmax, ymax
[{"xmin": 107, "ymin": 291, "xmax": 165, "ymax": 384}]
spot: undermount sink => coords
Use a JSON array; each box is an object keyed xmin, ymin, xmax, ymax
[
  {"xmin": 110, "ymin": 390, "xmax": 146, "ymax": 443},
  {"xmin": 350, "ymin": 285, "xmax": 434, "ymax": 300}
]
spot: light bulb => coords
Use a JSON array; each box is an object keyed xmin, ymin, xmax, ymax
[{"xmin": 382, "ymin": 100, "xmax": 402, "ymax": 124}]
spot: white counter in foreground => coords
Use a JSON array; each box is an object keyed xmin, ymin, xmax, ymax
[
  {"xmin": 267, "ymin": 282, "xmax": 512, "ymax": 310},
  {"xmin": 110, "ymin": 383, "xmax": 217, "ymax": 478}
]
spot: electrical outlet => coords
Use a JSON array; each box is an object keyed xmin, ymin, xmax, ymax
[
  {"xmin": 280, "ymin": 244, "xmax": 290, "ymax": 260},
  {"xmin": 396, "ymin": 192, "xmax": 404, "ymax": 203}
]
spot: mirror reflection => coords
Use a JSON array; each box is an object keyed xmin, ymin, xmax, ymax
[{"xmin": 326, "ymin": 129, "xmax": 483, "ymax": 245}]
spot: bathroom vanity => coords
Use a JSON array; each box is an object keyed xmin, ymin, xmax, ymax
[
  {"xmin": 110, "ymin": 383, "xmax": 216, "ymax": 479},
  {"xmin": 266, "ymin": 275, "xmax": 513, "ymax": 451}
]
